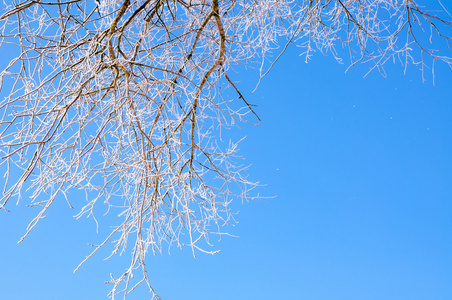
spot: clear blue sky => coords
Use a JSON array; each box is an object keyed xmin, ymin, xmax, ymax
[{"xmin": 1, "ymin": 19, "xmax": 452, "ymax": 300}]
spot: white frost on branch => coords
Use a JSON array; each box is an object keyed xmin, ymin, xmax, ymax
[{"xmin": 0, "ymin": 0, "xmax": 451, "ymax": 299}]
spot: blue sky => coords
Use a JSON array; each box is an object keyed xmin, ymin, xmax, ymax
[{"xmin": 1, "ymin": 15, "xmax": 452, "ymax": 300}]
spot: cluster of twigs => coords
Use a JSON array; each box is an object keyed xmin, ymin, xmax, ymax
[{"xmin": 0, "ymin": 0, "xmax": 451, "ymax": 298}]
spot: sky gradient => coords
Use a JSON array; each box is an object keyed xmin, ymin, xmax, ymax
[{"xmin": 1, "ymin": 13, "xmax": 452, "ymax": 300}]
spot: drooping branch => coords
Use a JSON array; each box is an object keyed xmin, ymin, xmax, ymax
[{"xmin": 0, "ymin": 1, "xmax": 451, "ymax": 299}]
